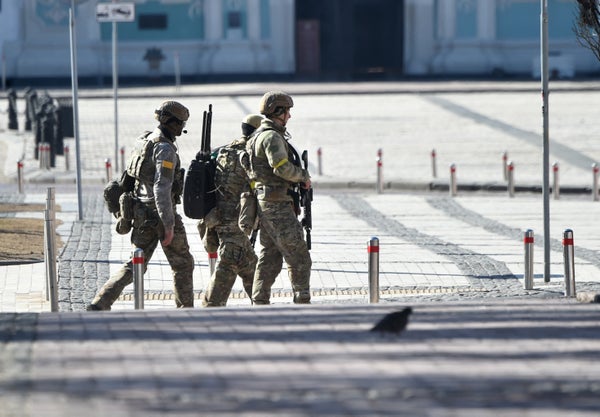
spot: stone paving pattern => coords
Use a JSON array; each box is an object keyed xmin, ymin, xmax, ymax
[{"xmin": 0, "ymin": 81, "xmax": 599, "ymax": 415}]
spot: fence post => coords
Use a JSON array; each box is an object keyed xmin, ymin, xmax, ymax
[
  {"xmin": 120, "ymin": 146, "xmax": 126, "ymax": 174},
  {"xmin": 593, "ymin": 163, "xmax": 599, "ymax": 201},
  {"xmin": 376, "ymin": 149, "xmax": 383, "ymax": 194},
  {"xmin": 317, "ymin": 147, "xmax": 322, "ymax": 176},
  {"xmin": 449, "ymin": 163, "xmax": 457, "ymax": 197},
  {"xmin": 208, "ymin": 252, "xmax": 217, "ymax": 276},
  {"xmin": 562, "ymin": 229, "xmax": 576, "ymax": 297},
  {"xmin": 553, "ymin": 161, "xmax": 560, "ymax": 200},
  {"xmin": 44, "ymin": 187, "xmax": 59, "ymax": 312},
  {"xmin": 368, "ymin": 237, "xmax": 379, "ymax": 303},
  {"xmin": 133, "ymin": 248, "xmax": 145, "ymax": 309},
  {"xmin": 17, "ymin": 160, "xmax": 24, "ymax": 194},
  {"xmin": 105, "ymin": 158, "xmax": 112, "ymax": 183},
  {"xmin": 507, "ymin": 161, "xmax": 515, "ymax": 198},
  {"xmin": 64, "ymin": 145, "xmax": 70, "ymax": 171},
  {"xmin": 523, "ymin": 229, "xmax": 534, "ymax": 290}
]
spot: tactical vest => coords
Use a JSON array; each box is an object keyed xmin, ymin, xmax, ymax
[{"xmin": 126, "ymin": 130, "xmax": 178, "ymax": 184}]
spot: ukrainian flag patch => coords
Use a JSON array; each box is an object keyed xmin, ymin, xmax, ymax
[{"xmin": 162, "ymin": 160, "xmax": 174, "ymax": 169}]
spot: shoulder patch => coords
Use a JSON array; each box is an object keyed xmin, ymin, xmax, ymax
[{"xmin": 162, "ymin": 160, "xmax": 174, "ymax": 169}]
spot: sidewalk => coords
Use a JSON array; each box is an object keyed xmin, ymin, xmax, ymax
[{"xmin": 1, "ymin": 81, "xmax": 599, "ymax": 415}]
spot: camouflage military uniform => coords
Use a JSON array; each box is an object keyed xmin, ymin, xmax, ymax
[
  {"xmin": 246, "ymin": 118, "xmax": 312, "ymax": 304},
  {"xmin": 90, "ymin": 125, "xmax": 194, "ymax": 310},
  {"xmin": 200, "ymin": 136, "xmax": 258, "ymax": 306}
]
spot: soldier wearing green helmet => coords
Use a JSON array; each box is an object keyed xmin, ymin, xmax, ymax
[
  {"xmin": 87, "ymin": 100, "xmax": 195, "ymax": 310},
  {"xmin": 245, "ymin": 91, "xmax": 312, "ymax": 304},
  {"xmin": 198, "ymin": 114, "xmax": 263, "ymax": 306}
]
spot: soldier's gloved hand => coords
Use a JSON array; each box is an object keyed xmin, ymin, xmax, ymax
[
  {"xmin": 301, "ymin": 179, "xmax": 312, "ymax": 190},
  {"xmin": 162, "ymin": 226, "xmax": 174, "ymax": 247}
]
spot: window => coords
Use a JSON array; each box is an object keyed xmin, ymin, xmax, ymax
[{"xmin": 139, "ymin": 14, "xmax": 167, "ymax": 30}]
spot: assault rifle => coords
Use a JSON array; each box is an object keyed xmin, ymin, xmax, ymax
[
  {"xmin": 183, "ymin": 104, "xmax": 216, "ymax": 219},
  {"xmin": 300, "ymin": 150, "xmax": 313, "ymax": 250}
]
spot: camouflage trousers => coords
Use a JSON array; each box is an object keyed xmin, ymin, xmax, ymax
[
  {"xmin": 202, "ymin": 226, "xmax": 257, "ymax": 307},
  {"xmin": 252, "ymin": 200, "xmax": 311, "ymax": 304},
  {"xmin": 92, "ymin": 209, "xmax": 194, "ymax": 309}
]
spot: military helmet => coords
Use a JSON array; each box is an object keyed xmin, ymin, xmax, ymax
[
  {"xmin": 241, "ymin": 114, "xmax": 263, "ymax": 137},
  {"xmin": 154, "ymin": 100, "xmax": 189, "ymax": 124},
  {"xmin": 259, "ymin": 91, "xmax": 293, "ymax": 116},
  {"xmin": 242, "ymin": 114, "xmax": 263, "ymax": 129}
]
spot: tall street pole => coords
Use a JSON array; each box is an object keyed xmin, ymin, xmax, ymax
[
  {"xmin": 69, "ymin": 2, "xmax": 84, "ymax": 220},
  {"xmin": 541, "ymin": 0, "xmax": 550, "ymax": 282},
  {"xmin": 112, "ymin": 0, "xmax": 119, "ymax": 173}
]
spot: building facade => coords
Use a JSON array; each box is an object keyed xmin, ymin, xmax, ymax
[{"xmin": 0, "ymin": 0, "xmax": 598, "ymax": 84}]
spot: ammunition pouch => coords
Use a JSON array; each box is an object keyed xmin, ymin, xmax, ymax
[
  {"xmin": 133, "ymin": 203, "xmax": 159, "ymax": 230},
  {"xmin": 119, "ymin": 192, "xmax": 136, "ymax": 221},
  {"xmin": 115, "ymin": 217, "xmax": 132, "ymax": 235},
  {"xmin": 288, "ymin": 188, "xmax": 301, "ymax": 216},
  {"xmin": 172, "ymin": 167, "xmax": 185, "ymax": 203}
]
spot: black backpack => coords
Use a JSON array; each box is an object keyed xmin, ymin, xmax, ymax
[{"xmin": 183, "ymin": 104, "xmax": 217, "ymax": 219}]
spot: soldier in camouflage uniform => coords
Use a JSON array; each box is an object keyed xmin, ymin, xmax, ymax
[
  {"xmin": 87, "ymin": 100, "xmax": 195, "ymax": 310},
  {"xmin": 198, "ymin": 114, "xmax": 263, "ymax": 307},
  {"xmin": 245, "ymin": 91, "xmax": 312, "ymax": 305}
]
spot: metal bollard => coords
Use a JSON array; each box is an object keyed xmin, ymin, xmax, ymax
[
  {"xmin": 449, "ymin": 163, "xmax": 457, "ymax": 197},
  {"xmin": 376, "ymin": 148, "xmax": 383, "ymax": 194},
  {"xmin": 44, "ymin": 187, "xmax": 58, "ymax": 312},
  {"xmin": 38, "ymin": 142, "xmax": 50, "ymax": 170},
  {"xmin": 64, "ymin": 145, "xmax": 70, "ymax": 171},
  {"xmin": 523, "ymin": 229, "xmax": 534, "ymax": 290},
  {"xmin": 507, "ymin": 161, "xmax": 515, "ymax": 198},
  {"xmin": 317, "ymin": 147, "xmax": 322, "ymax": 176},
  {"xmin": 133, "ymin": 248, "xmax": 145, "ymax": 309},
  {"xmin": 17, "ymin": 160, "xmax": 24, "ymax": 194},
  {"xmin": 208, "ymin": 252, "xmax": 218, "ymax": 275},
  {"xmin": 120, "ymin": 146, "xmax": 126, "ymax": 174},
  {"xmin": 368, "ymin": 237, "xmax": 380, "ymax": 303},
  {"xmin": 562, "ymin": 229, "xmax": 576, "ymax": 297},
  {"xmin": 105, "ymin": 158, "xmax": 112, "ymax": 183},
  {"xmin": 502, "ymin": 151, "xmax": 508, "ymax": 180},
  {"xmin": 553, "ymin": 162, "xmax": 560, "ymax": 200},
  {"xmin": 431, "ymin": 149, "xmax": 437, "ymax": 178},
  {"xmin": 592, "ymin": 163, "xmax": 599, "ymax": 201}
]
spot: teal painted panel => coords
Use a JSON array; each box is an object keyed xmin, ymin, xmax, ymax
[
  {"xmin": 100, "ymin": 1, "xmax": 204, "ymax": 42},
  {"xmin": 496, "ymin": 0, "xmax": 578, "ymax": 41},
  {"xmin": 456, "ymin": 1, "xmax": 477, "ymax": 39},
  {"xmin": 496, "ymin": 1, "xmax": 539, "ymax": 40},
  {"xmin": 34, "ymin": 0, "xmax": 75, "ymax": 27},
  {"xmin": 260, "ymin": 0, "xmax": 270, "ymax": 39}
]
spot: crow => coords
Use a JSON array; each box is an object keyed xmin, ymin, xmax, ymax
[{"xmin": 370, "ymin": 307, "xmax": 413, "ymax": 334}]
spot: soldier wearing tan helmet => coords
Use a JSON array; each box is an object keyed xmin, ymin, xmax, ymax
[
  {"xmin": 198, "ymin": 114, "xmax": 263, "ymax": 306},
  {"xmin": 244, "ymin": 91, "xmax": 312, "ymax": 304},
  {"xmin": 87, "ymin": 100, "xmax": 195, "ymax": 310}
]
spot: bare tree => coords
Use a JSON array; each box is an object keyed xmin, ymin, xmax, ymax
[{"xmin": 574, "ymin": 0, "xmax": 600, "ymax": 61}]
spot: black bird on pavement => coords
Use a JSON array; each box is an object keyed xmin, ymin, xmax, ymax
[{"xmin": 370, "ymin": 307, "xmax": 413, "ymax": 334}]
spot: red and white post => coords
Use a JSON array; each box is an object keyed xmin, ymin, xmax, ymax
[
  {"xmin": 368, "ymin": 237, "xmax": 379, "ymax": 303},
  {"xmin": 64, "ymin": 145, "xmax": 70, "ymax": 172},
  {"xmin": 552, "ymin": 161, "xmax": 560, "ymax": 200},
  {"xmin": 507, "ymin": 161, "xmax": 515, "ymax": 198},
  {"xmin": 17, "ymin": 160, "xmax": 24, "ymax": 194},
  {"xmin": 523, "ymin": 229, "xmax": 534, "ymax": 290},
  {"xmin": 317, "ymin": 147, "xmax": 322, "ymax": 176},
  {"xmin": 376, "ymin": 148, "xmax": 383, "ymax": 194},
  {"xmin": 120, "ymin": 146, "xmax": 126, "ymax": 174},
  {"xmin": 133, "ymin": 248, "xmax": 145, "ymax": 309},
  {"xmin": 592, "ymin": 163, "xmax": 599, "ymax": 201},
  {"xmin": 431, "ymin": 149, "xmax": 437, "ymax": 178},
  {"xmin": 449, "ymin": 163, "xmax": 457, "ymax": 197},
  {"xmin": 208, "ymin": 252, "xmax": 218, "ymax": 276},
  {"xmin": 562, "ymin": 229, "xmax": 576, "ymax": 297},
  {"xmin": 105, "ymin": 158, "xmax": 112, "ymax": 183},
  {"xmin": 502, "ymin": 151, "xmax": 508, "ymax": 180}
]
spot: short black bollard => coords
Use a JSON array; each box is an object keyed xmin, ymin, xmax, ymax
[{"xmin": 7, "ymin": 88, "xmax": 18, "ymax": 130}]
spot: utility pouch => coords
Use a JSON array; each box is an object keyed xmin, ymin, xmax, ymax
[
  {"xmin": 238, "ymin": 191, "xmax": 258, "ymax": 236},
  {"xmin": 119, "ymin": 192, "xmax": 136, "ymax": 221}
]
